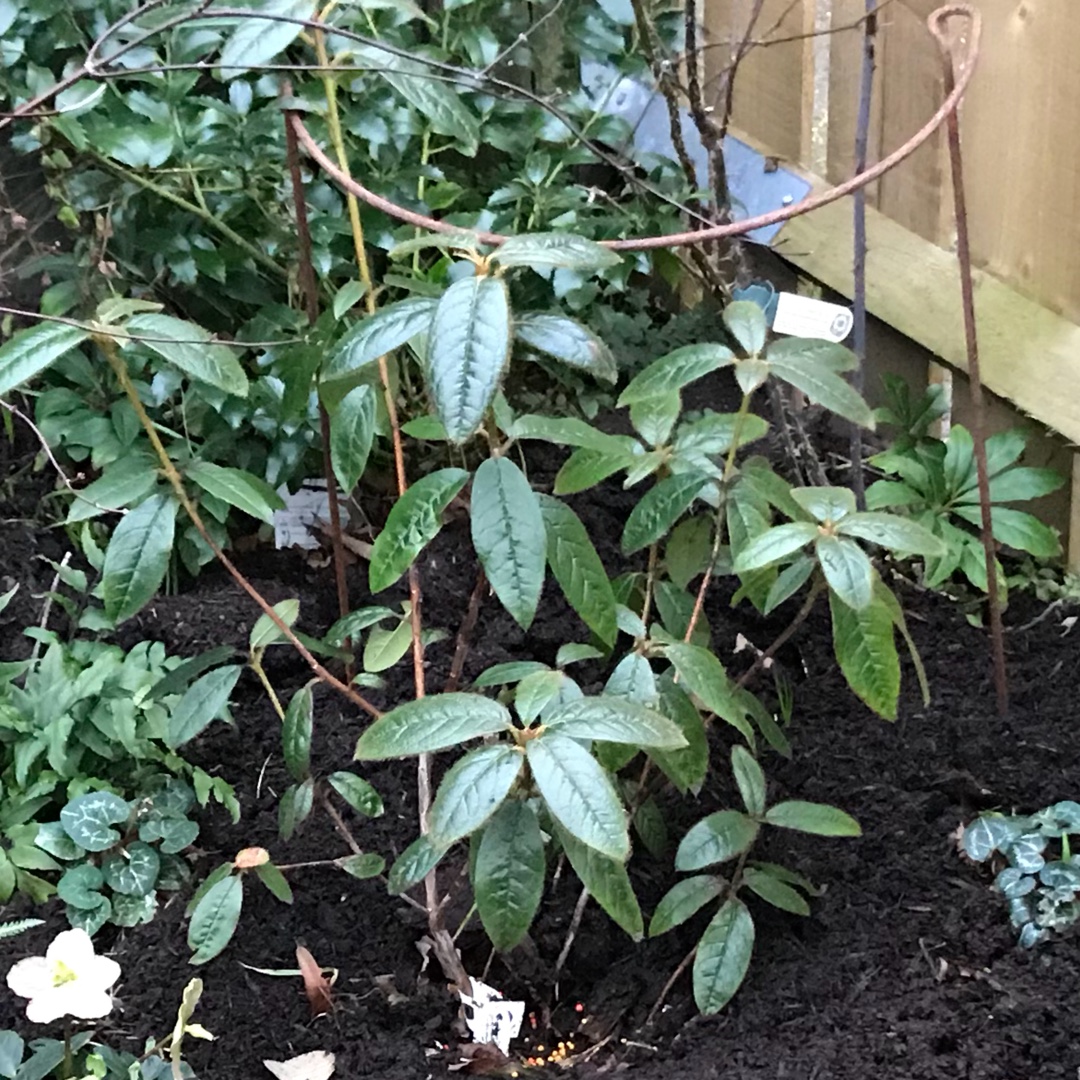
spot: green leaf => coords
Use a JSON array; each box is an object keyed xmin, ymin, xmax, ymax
[
  {"xmin": 330, "ymin": 384, "xmax": 377, "ymax": 492},
  {"xmin": 60, "ymin": 792, "xmax": 130, "ymax": 852},
  {"xmin": 553, "ymin": 448, "xmax": 632, "ymax": 495},
  {"xmin": 474, "ymin": 800, "xmax": 546, "ymax": 951},
  {"xmin": 664, "ymin": 643, "xmax": 754, "ymax": 745},
  {"xmin": 741, "ymin": 866, "xmax": 810, "ymax": 915},
  {"xmin": 327, "ymin": 771, "xmax": 384, "ymax": 817},
  {"xmin": 333, "ymin": 280, "xmax": 367, "ymax": 320},
  {"xmin": 428, "ymin": 275, "xmax": 511, "ymax": 443},
  {"xmin": 324, "ymin": 605, "xmax": 395, "ymax": 645},
  {"xmin": 511, "ymin": 414, "xmax": 636, "ymax": 455},
  {"xmin": 763, "ymin": 555, "xmax": 815, "ymax": 614},
  {"xmin": 187, "ymin": 461, "xmax": 284, "ymax": 525},
  {"xmin": 282, "ymin": 684, "xmax": 313, "ymax": 781},
  {"xmin": 673, "ymin": 412, "xmax": 770, "ymax": 467},
  {"xmin": 0, "ymin": 1031, "xmax": 24, "ymax": 1080},
  {"xmin": 0, "ymin": 321, "xmax": 87, "ymax": 398},
  {"xmin": 102, "ymin": 842, "xmax": 160, "ymax": 896},
  {"xmin": 494, "ymin": 232, "xmax": 621, "ymax": 271},
  {"xmin": 630, "ymin": 391, "xmax": 681, "ymax": 448},
  {"xmin": 543, "ymin": 696, "xmax": 687, "ymax": 748},
  {"xmin": 355, "ymin": 693, "xmax": 511, "ymax": 759},
  {"xmin": 556, "ymin": 827, "xmax": 643, "ymax": 940},
  {"xmin": 372, "ymin": 50, "xmax": 481, "ymax": 154},
  {"xmin": 249, "ymin": 599, "xmax": 300, "ymax": 651},
  {"xmin": 219, "ymin": 0, "xmax": 310, "ymax": 77},
  {"xmin": 515, "ymin": 670, "xmax": 566, "ymax": 723},
  {"xmin": 766, "ymin": 338, "xmax": 873, "ymax": 428},
  {"xmin": 837, "ymin": 511, "xmax": 946, "ymax": 555},
  {"xmin": 65, "ymin": 453, "xmax": 159, "ymax": 524},
  {"xmin": 649, "ymin": 678, "xmax": 709, "ymax": 794},
  {"xmin": 556, "ymin": 643, "xmax": 604, "ymax": 667},
  {"xmin": 369, "ymin": 468, "xmax": 469, "ymax": 592},
  {"xmin": 278, "ymin": 778, "xmax": 314, "ymax": 841},
  {"xmin": 816, "ymin": 535, "xmax": 874, "ymax": 610},
  {"xmin": 322, "ymin": 297, "xmax": 436, "ymax": 381},
  {"xmin": 829, "ymin": 587, "xmax": 900, "ymax": 719},
  {"xmin": 693, "ymin": 898, "xmax": 755, "ymax": 1013},
  {"xmin": 339, "ymin": 852, "xmax": 386, "ymax": 880},
  {"xmin": 603, "ymin": 652, "xmax": 659, "ymax": 706},
  {"xmin": 388, "ymin": 834, "xmax": 446, "ymax": 894},
  {"xmin": 362, "ymin": 617, "xmax": 413, "ymax": 673},
  {"xmin": 962, "ymin": 466, "xmax": 1065, "ymax": 504},
  {"xmin": 167, "ymin": 665, "xmax": 242, "ymax": 749},
  {"xmin": 57, "ymin": 864, "xmax": 107, "ymax": 909},
  {"xmin": 764, "ymin": 800, "xmax": 861, "ymax": 836},
  {"xmin": 188, "ymin": 874, "xmax": 242, "ymax": 964},
  {"xmin": 102, "ymin": 494, "xmax": 178, "ymax": 622},
  {"xmin": 665, "ymin": 516, "xmax": 714, "ymax": 590},
  {"xmin": 953, "ymin": 505, "xmax": 1061, "ymax": 558},
  {"xmin": 649, "ymin": 874, "xmax": 724, "ymax": 936},
  {"xmin": 471, "ymin": 456, "xmax": 546, "ymax": 630},
  {"xmin": 733, "ymin": 522, "xmax": 818, "ymax": 572},
  {"xmin": 472, "ymin": 660, "xmax": 551, "ymax": 688},
  {"xmin": 538, "ymin": 495, "xmax": 617, "ymax": 646},
  {"xmin": 724, "ymin": 300, "xmax": 768, "ymax": 354},
  {"xmin": 622, "ymin": 471, "xmax": 710, "ymax": 554},
  {"xmin": 618, "ymin": 344, "xmax": 734, "ymax": 406},
  {"xmin": 388, "ymin": 231, "xmax": 480, "ymax": 260},
  {"xmin": 515, "ymin": 313, "xmax": 616, "ymax": 383},
  {"xmin": 255, "ymin": 862, "xmax": 293, "ymax": 904},
  {"xmin": 527, "ymin": 733, "xmax": 629, "ymax": 860},
  {"xmin": 427, "ymin": 744, "xmax": 523, "ymax": 847},
  {"xmin": 790, "ymin": 486, "xmax": 855, "ymax": 523},
  {"xmin": 731, "ymin": 745, "xmax": 766, "ymax": 816},
  {"xmin": 675, "ymin": 810, "xmax": 759, "ymax": 871},
  {"xmin": 125, "ymin": 314, "xmax": 248, "ymax": 396}
]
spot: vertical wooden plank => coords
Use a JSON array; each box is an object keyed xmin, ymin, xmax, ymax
[{"xmin": 800, "ymin": 0, "xmax": 831, "ymax": 176}]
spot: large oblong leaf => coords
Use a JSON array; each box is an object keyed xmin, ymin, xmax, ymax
[
  {"xmin": 369, "ymin": 468, "xmax": 469, "ymax": 592},
  {"xmin": 526, "ymin": 733, "xmax": 629, "ymax": 860},
  {"xmin": 167, "ymin": 664, "xmax": 242, "ymax": 749},
  {"xmin": 693, "ymin": 897, "xmax": 755, "ymax": 1014},
  {"xmin": 618, "ymin": 344, "xmax": 735, "ymax": 406},
  {"xmin": 649, "ymin": 874, "xmax": 724, "ymax": 937},
  {"xmin": 475, "ymin": 800, "xmax": 546, "ymax": 951},
  {"xmin": 427, "ymin": 745, "xmax": 523, "ymax": 848},
  {"xmin": 622, "ymin": 472, "xmax": 710, "ymax": 554},
  {"xmin": 494, "ymin": 233, "xmax": 621, "ymax": 271},
  {"xmin": 649, "ymin": 677, "xmax": 709, "ymax": 794},
  {"xmin": 322, "ymin": 297, "xmax": 437, "ymax": 382},
  {"xmin": 330, "ymin": 384, "xmax": 377, "ymax": 492},
  {"xmin": 836, "ymin": 511, "xmax": 946, "ymax": 555},
  {"xmin": 830, "ymin": 588, "xmax": 900, "ymax": 719},
  {"xmin": 188, "ymin": 874, "xmax": 242, "ymax": 965},
  {"xmin": 65, "ymin": 453, "xmax": 159, "ymax": 524},
  {"xmin": 543, "ymin": 696, "xmax": 687, "ymax": 748},
  {"xmin": 0, "ymin": 321, "xmax": 87, "ymax": 398},
  {"xmin": 732, "ymin": 522, "xmax": 819, "ymax": 572},
  {"xmin": 764, "ymin": 800, "xmax": 861, "ymax": 836},
  {"xmin": 102, "ymin": 494, "xmax": 178, "ymax": 622},
  {"xmin": 186, "ymin": 462, "xmax": 284, "ymax": 525},
  {"xmin": 538, "ymin": 494, "xmax": 617, "ymax": 646},
  {"xmin": 428, "ymin": 275, "xmax": 511, "ymax": 443},
  {"xmin": 471, "ymin": 457, "xmax": 546, "ymax": 630},
  {"xmin": 515, "ymin": 313, "xmax": 617, "ymax": 383},
  {"xmin": 219, "ymin": 0, "xmax": 310, "ymax": 78},
  {"xmin": 354, "ymin": 693, "xmax": 512, "ymax": 760},
  {"xmin": 556, "ymin": 827, "xmax": 643, "ymax": 940},
  {"xmin": 664, "ymin": 643, "xmax": 754, "ymax": 745},
  {"xmin": 766, "ymin": 338, "xmax": 873, "ymax": 428},
  {"xmin": 816, "ymin": 535, "xmax": 874, "ymax": 610},
  {"xmin": 282, "ymin": 684, "xmax": 313, "ymax": 781},
  {"xmin": 125, "ymin": 314, "xmax": 248, "ymax": 397}
]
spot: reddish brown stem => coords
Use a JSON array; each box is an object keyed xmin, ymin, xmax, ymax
[
  {"xmin": 443, "ymin": 568, "xmax": 487, "ymax": 693},
  {"xmin": 735, "ymin": 580, "xmax": 823, "ymax": 689},
  {"xmin": 929, "ymin": 6, "xmax": 1008, "ymax": 717}
]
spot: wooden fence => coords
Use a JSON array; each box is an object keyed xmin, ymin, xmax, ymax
[{"xmin": 703, "ymin": 0, "xmax": 1080, "ymax": 567}]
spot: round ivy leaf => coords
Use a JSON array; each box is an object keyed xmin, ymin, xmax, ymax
[
  {"xmin": 139, "ymin": 817, "xmax": 199, "ymax": 855},
  {"xmin": 67, "ymin": 898, "xmax": 112, "ymax": 936},
  {"xmin": 1007, "ymin": 896, "xmax": 1033, "ymax": 928},
  {"xmin": 995, "ymin": 866, "xmax": 1036, "ymax": 899},
  {"xmin": 1031, "ymin": 800, "xmax": 1080, "ymax": 837},
  {"xmin": 111, "ymin": 891, "xmax": 158, "ymax": 927},
  {"xmin": 57, "ymin": 864, "xmax": 107, "ymax": 910},
  {"xmin": 961, "ymin": 816, "xmax": 1017, "ymax": 862},
  {"xmin": 34, "ymin": 822, "xmax": 84, "ymax": 861},
  {"xmin": 103, "ymin": 842, "xmax": 161, "ymax": 896},
  {"xmin": 1018, "ymin": 922, "xmax": 1049, "ymax": 948},
  {"xmin": 156, "ymin": 852, "xmax": 192, "ymax": 891},
  {"xmin": 1039, "ymin": 861, "xmax": 1080, "ymax": 890},
  {"xmin": 60, "ymin": 792, "xmax": 131, "ymax": 852},
  {"xmin": 1006, "ymin": 834, "xmax": 1047, "ymax": 874}
]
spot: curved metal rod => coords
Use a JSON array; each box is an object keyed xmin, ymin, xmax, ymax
[{"xmin": 290, "ymin": 2, "xmax": 980, "ymax": 253}]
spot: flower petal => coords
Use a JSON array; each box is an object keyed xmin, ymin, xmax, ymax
[
  {"xmin": 81, "ymin": 954, "xmax": 121, "ymax": 992},
  {"xmin": 46, "ymin": 928, "xmax": 96, "ymax": 966},
  {"xmin": 25, "ymin": 989, "xmax": 70, "ymax": 1025},
  {"xmin": 7, "ymin": 957, "xmax": 55, "ymax": 1001},
  {"xmin": 64, "ymin": 986, "xmax": 115, "ymax": 1020}
]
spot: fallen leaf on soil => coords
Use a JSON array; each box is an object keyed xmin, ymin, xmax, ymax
[
  {"xmin": 296, "ymin": 945, "xmax": 333, "ymax": 1017},
  {"xmin": 263, "ymin": 1050, "xmax": 335, "ymax": 1080}
]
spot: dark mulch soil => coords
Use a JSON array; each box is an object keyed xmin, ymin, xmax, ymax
[{"xmin": 1, "ymin": 405, "xmax": 1079, "ymax": 1080}]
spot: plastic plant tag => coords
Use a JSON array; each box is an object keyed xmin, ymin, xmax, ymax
[
  {"xmin": 263, "ymin": 1051, "xmax": 335, "ymax": 1079},
  {"xmin": 459, "ymin": 977, "xmax": 524, "ymax": 1055},
  {"xmin": 273, "ymin": 480, "xmax": 345, "ymax": 550},
  {"xmin": 772, "ymin": 293, "xmax": 854, "ymax": 343}
]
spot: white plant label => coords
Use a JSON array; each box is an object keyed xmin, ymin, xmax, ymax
[
  {"xmin": 273, "ymin": 480, "xmax": 344, "ymax": 550},
  {"xmin": 772, "ymin": 292, "xmax": 854, "ymax": 343},
  {"xmin": 459, "ymin": 977, "xmax": 524, "ymax": 1055},
  {"xmin": 262, "ymin": 1050, "xmax": 335, "ymax": 1080}
]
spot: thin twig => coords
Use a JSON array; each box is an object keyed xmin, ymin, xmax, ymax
[
  {"xmin": 553, "ymin": 886, "xmax": 590, "ymax": 981},
  {"xmin": 443, "ymin": 568, "xmax": 487, "ymax": 693},
  {"xmin": 29, "ymin": 552, "xmax": 70, "ymax": 664},
  {"xmin": 928, "ymin": 5, "xmax": 1007, "ymax": 717},
  {"xmin": 735, "ymin": 579, "xmax": 824, "ymax": 689},
  {"xmin": 644, "ymin": 942, "xmax": 697, "ymax": 1026}
]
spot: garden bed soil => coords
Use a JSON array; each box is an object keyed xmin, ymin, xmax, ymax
[{"xmin": 1, "ymin": 409, "xmax": 1079, "ymax": 1080}]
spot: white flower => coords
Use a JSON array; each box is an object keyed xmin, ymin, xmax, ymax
[{"xmin": 6, "ymin": 928, "xmax": 121, "ymax": 1024}]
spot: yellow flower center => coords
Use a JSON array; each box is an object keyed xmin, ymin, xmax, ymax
[{"xmin": 52, "ymin": 961, "xmax": 78, "ymax": 987}]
